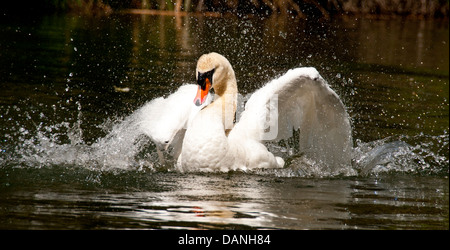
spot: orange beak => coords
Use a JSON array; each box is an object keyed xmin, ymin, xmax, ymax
[{"xmin": 194, "ymin": 78, "xmax": 211, "ymax": 106}]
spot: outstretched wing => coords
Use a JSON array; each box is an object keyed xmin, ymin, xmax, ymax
[
  {"xmin": 137, "ymin": 84, "xmax": 211, "ymax": 159},
  {"xmin": 230, "ymin": 67, "xmax": 352, "ymax": 167}
]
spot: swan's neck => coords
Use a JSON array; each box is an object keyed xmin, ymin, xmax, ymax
[{"xmin": 209, "ymin": 73, "xmax": 237, "ymax": 133}]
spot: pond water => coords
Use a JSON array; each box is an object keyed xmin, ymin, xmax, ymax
[{"xmin": 0, "ymin": 13, "xmax": 448, "ymax": 230}]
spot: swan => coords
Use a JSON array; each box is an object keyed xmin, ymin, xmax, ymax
[{"xmin": 138, "ymin": 52, "xmax": 352, "ymax": 171}]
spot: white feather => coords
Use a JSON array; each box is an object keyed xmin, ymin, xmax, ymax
[
  {"xmin": 230, "ymin": 67, "xmax": 352, "ymax": 167},
  {"xmin": 137, "ymin": 84, "xmax": 211, "ymax": 154},
  {"xmin": 139, "ymin": 54, "xmax": 352, "ymax": 170}
]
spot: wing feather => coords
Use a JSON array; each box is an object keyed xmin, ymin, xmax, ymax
[
  {"xmin": 137, "ymin": 84, "xmax": 211, "ymax": 156},
  {"xmin": 230, "ymin": 67, "xmax": 352, "ymax": 166}
]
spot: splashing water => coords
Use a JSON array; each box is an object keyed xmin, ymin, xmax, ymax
[
  {"xmin": 2, "ymin": 99, "xmax": 447, "ymax": 178},
  {"xmin": 353, "ymin": 133, "xmax": 449, "ymax": 176},
  {"xmin": 1, "ymin": 102, "xmax": 157, "ymax": 172}
]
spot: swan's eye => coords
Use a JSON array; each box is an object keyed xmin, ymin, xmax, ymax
[{"xmin": 197, "ymin": 69, "xmax": 215, "ymax": 91}]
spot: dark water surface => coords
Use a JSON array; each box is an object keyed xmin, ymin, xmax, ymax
[{"xmin": 0, "ymin": 13, "xmax": 448, "ymax": 230}]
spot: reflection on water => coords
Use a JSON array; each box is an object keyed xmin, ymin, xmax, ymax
[
  {"xmin": 1, "ymin": 169, "xmax": 447, "ymax": 229},
  {"xmin": 0, "ymin": 13, "xmax": 448, "ymax": 229}
]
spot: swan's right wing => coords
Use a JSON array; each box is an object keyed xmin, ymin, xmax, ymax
[
  {"xmin": 231, "ymin": 67, "xmax": 352, "ymax": 167},
  {"xmin": 137, "ymin": 84, "xmax": 211, "ymax": 158}
]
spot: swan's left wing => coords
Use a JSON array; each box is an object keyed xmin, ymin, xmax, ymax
[
  {"xmin": 137, "ymin": 84, "xmax": 211, "ymax": 159},
  {"xmin": 230, "ymin": 67, "xmax": 352, "ymax": 166}
]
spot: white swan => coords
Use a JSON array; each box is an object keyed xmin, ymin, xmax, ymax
[{"xmin": 139, "ymin": 52, "xmax": 352, "ymax": 171}]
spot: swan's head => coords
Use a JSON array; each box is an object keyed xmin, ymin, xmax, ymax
[{"xmin": 194, "ymin": 52, "xmax": 233, "ymax": 106}]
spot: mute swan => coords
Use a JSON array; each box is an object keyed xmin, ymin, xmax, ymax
[{"xmin": 139, "ymin": 52, "xmax": 352, "ymax": 171}]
